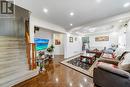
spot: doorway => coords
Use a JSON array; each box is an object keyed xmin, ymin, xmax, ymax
[{"xmin": 34, "ymin": 27, "xmax": 65, "ymax": 58}]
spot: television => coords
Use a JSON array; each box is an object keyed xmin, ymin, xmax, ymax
[{"xmin": 34, "ymin": 38, "xmax": 49, "ymax": 51}]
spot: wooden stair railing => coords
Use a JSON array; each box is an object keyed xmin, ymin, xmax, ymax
[
  {"xmin": 25, "ymin": 32, "xmax": 37, "ymax": 70},
  {"xmin": 26, "ymin": 43, "xmax": 37, "ymax": 70}
]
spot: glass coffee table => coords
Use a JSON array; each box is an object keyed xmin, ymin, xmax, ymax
[{"xmin": 80, "ymin": 53, "xmax": 96, "ymax": 65}]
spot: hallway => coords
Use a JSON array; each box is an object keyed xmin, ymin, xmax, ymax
[{"xmin": 13, "ymin": 56, "xmax": 94, "ymax": 87}]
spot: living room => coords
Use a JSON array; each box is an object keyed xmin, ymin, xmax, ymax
[
  {"xmin": 1, "ymin": 0, "xmax": 130, "ymax": 87},
  {"xmin": 61, "ymin": 12, "xmax": 130, "ymax": 77}
]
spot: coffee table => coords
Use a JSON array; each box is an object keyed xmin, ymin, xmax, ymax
[
  {"xmin": 80, "ymin": 53, "xmax": 96, "ymax": 65},
  {"xmin": 86, "ymin": 50, "xmax": 102, "ymax": 58}
]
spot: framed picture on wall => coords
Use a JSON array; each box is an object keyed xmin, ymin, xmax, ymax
[
  {"xmin": 55, "ymin": 39, "xmax": 61, "ymax": 45},
  {"xmin": 69, "ymin": 37, "xmax": 73, "ymax": 43},
  {"xmin": 95, "ymin": 36, "xmax": 109, "ymax": 41}
]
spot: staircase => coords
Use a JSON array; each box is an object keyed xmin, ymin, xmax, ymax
[{"xmin": 0, "ymin": 36, "xmax": 38, "ymax": 87}]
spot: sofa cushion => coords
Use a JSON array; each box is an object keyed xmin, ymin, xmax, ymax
[
  {"xmin": 97, "ymin": 62, "xmax": 117, "ymax": 68},
  {"xmin": 116, "ymin": 51, "xmax": 129, "ymax": 60},
  {"xmin": 118, "ymin": 64, "xmax": 130, "ymax": 73},
  {"xmin": 98, "ymin": 59, "xmax": 119, "ymax": 65},
  {"xmin": 118, "ymin": 53, "xmax": 130, "ymax": 72},
  {"xmin": 97, "ymin": 63, "xmax": 130, "ymax": 78}
]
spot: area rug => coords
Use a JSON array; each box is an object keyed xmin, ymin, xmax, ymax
[{"xmin": 61, "ymin": 55, "xmax": 97, "ymax": 77}]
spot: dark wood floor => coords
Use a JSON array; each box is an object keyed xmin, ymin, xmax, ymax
[{"xmin": 13, "ymin": 56, "xmax": 94, "ymax": 87}]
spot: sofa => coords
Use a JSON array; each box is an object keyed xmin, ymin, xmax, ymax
[
  {"xmin": 93, "ymin": 64, "xmax": 130, "ymax": 87},
  {"xmin": 93, "ymin": 51, "xmax": 130, "ymax": 87}
]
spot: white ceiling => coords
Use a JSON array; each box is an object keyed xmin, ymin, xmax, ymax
[
  {"xmin": 72, "ymin": 17, "xmax": 130, "ymax": 36},
  {"xmin": 15, "ymin": 0, "xmax": 130, "ymax": 31}
]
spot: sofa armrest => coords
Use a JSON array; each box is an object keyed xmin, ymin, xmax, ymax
[
  {"xmin": 97, "ymin": 64, "xmax": 130, "ymax": 78},
  {"xmin": 98, "ymin": 58, "xmax": 119, "ymax": 65}
]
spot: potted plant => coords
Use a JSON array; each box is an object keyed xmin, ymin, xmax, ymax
[
  {"xmin": 37, "ymin": 51, "xmax": 45, "ymax": 72},
  {"xmin": 46, "ymin": 44, "xmax": 55, "ymax": 59},
  {"xmin": 39, "ymin": 51, "xmax": 45, "ymax": 58}
]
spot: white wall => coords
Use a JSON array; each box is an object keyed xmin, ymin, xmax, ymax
[
  {"xmin": 15, "ymin": 0, "xmax": 33, "ymax": 11},
  {"xmin": 64, "ymin": 34, "xmax": 82, "ymax": 58},
  {"xmin": 53, "ymin": 34, "xmax": 64, "ymax": 55},
  {"xmin": 118, "ymin": 28, "xmax": 126, "ymax": 50},
  {"xmin": 87, "ymin": 25, "xmax": 126, "ymax": 50},
  {"xmin": 89, "ymin": 33, "xmax": 111, "ymax": 50},
  {"xmin": 126, "ymin": 21, "xmax": 130, "ymax": 51},
  {"xmin": 29, "ymin": 15, "xmax": 66, "ymax": 43},
  {"xmin": 122, "ymin": 21, "xmax": 130, "ymax": 64},
  {"xmin": 34, "ymin": 29, "xmax": 65, "ymax": 55},
  {"xmin": 15, "ymin": 0, "xmax": 66, "ymax": 43},
  {"xmin": 88, "ymin": 32, "xmax": 119, "ymax": 50}
]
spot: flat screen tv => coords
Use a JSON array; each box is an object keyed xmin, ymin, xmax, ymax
[{"xmin": 34, "ymin": 38, "xmax": 49, "ymax": 51}]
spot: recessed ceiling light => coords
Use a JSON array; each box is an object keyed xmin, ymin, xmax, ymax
[
  {"xmin": 70, "ymin": 12, "xmax": 74, "ymax": 16},
  {"xmin": 70, "ymin": 23, "xmax": 73, "ymax": 26},
  {"xmin": 89, "ymin": 28, "xmax": 96, "ymax": 32},
  {"xmin": 119, "ymin": 20, "xmax": 123, "ymax": 22},
  {"xmin": 76, "ymin": 32, "xmax": 82, "ymax": 35},
  {"xmin": 96, "ymin": 0, "xmax": 102, "ymax": 3},
  {"xmin": 55, "ymin": 78, "xmax": 59, "ymax": 82},
  {"xmin": 123, "ymin": 2, "xmax": 130, "ymax": 8},
  {"xmin": 69, "ymin": 82, "xmax": 72, "ymax": 86},
  {"xmin": 43, "ymin": 8, "xmax": 48, "ymax": 13},
  {"xmin": 67, "ymin": 33, "xmax": 71, "ymax": 36},
  {"xmin": 84, "ymin": 78, "xmax": 87, "ymax": 82},
  {"xmin": 80, "ymin": 84, "xmax": 83, "ymax": 87}
]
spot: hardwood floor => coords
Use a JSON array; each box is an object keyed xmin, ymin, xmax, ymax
[{"xmin": 13, "ymin": 56, "xmax": 94, "ymax": 87}]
